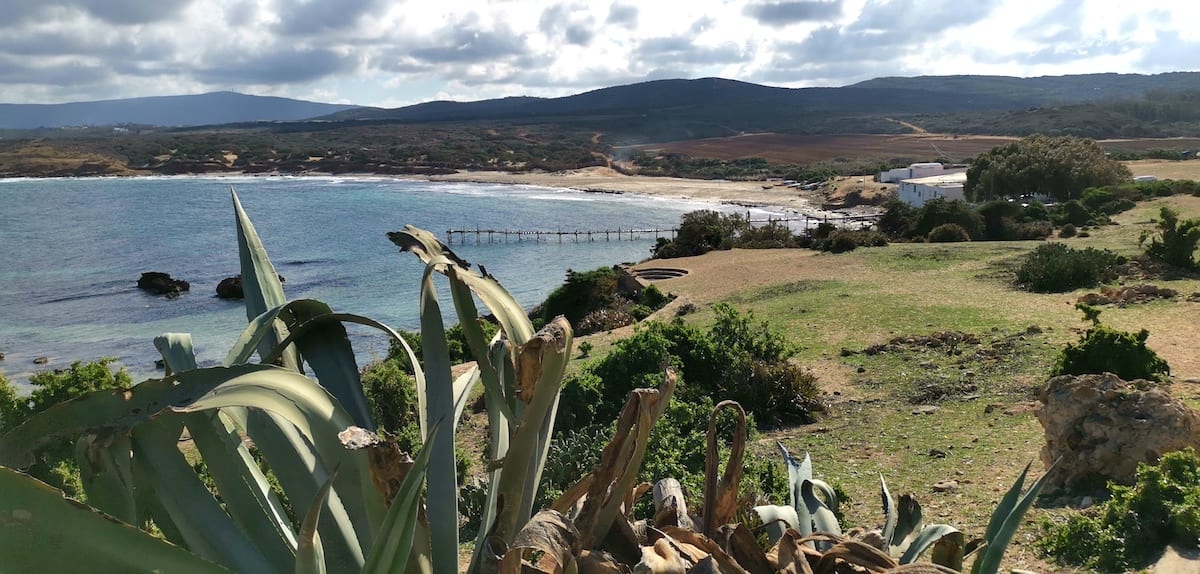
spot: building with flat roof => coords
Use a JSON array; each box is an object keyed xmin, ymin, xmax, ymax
[{"xmin": 898, "ymin": 171, "xmax": 967, "ymax": 207}]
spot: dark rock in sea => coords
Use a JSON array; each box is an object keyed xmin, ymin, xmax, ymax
[
  {"xmin": 216, "ymin": 274, "xmax": 285, "ymax": 299},
  {"xmin": 0, "ymin": 352, "xmax": 5, "ymax": 361},
  {"xmin": 155, "ymin": 359, "xmax": 165, "ymax": 370},
  {"xmin": 137, "ymin": 272, "xmax": 190, "ymax": 297},
  {"xmin": 216, "ymin": 276, "xmax": 244, "ymax": 299},
  {"xmin": 33, "ymin": 356, "xmax": 48, "ymax": 364}
]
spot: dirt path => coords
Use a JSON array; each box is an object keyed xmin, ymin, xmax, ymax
[{"xmin": 886, "ymin": 117, "xmax": 928, "ymax": 134}]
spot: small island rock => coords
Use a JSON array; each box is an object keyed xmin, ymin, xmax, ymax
[{"xmin": 137, "ymin": 272, "xmax": 190, "ymax": 297}]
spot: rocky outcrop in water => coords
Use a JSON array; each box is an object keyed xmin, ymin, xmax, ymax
[
  {"xmin": 137, "ymin": 272, "xmax": 190, "ymax": 298},
  {"xmin": 1038, "ymin": 373, "xmax": 1200, "ymax": 489},
  {"xmin": 216, "ymin": 276, "xmax": 244, "ymax": 299}
]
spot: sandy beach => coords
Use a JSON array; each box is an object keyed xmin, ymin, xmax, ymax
[{"xmin": 426, "ymin": 166, "xmax": 871, "ymax": 215}]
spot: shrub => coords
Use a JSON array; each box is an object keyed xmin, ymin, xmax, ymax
[
  {"xmin": 577, "ymin": 307, "xmax": 636, "ymax": 334},
  {"xmin": 1059, "ymin": 223, "xmax": 1077, "ymax": 238},
  {"xmin": 577, "ymin": 340, "xmax": 594, "ymax": 358},
  {"xmin": 876, "ymin": 199, "xmax": 919, "ymax": 238},
  {"xmin": 653, "ymin": 210, "xmax": 748, "ymax": 258},
  {"xmin": 736, "ymin": 221, "xmax": 798, "ymax": 248},
  {"xmin": 541, "ymin": 266, "xmax": 620, "ymax": 326},
  {"xmin": 360, "ymin": 358, "xmax": 418, "ymax": 433},
  {"xmin": 641, "ymin": 283, "xmax": 670, "ymax": 309},
  {"xmin": 1141, "ymin": 206, "xmax": 1200, "ymax": 270},
  {"xmin": 558, "ymin": 304, "xmax": 823, "ymax": 434},
  {"xmin": 1039, "ymin": 448, "xmax": 1200, "ymax": 572},
  {"xmin": 927, "ymin": 223, "xmax": 970, "ymax": 243},
  {"xmin": 813, "ymin": 229, "xmax": 889, "ymax": 253},
  {"xmin": 911, "ymin": 199, "xmax": 983, "ymax": 239},
  {"xmin": 1015, "ymin": 243, "xmax": 1124, "ymax": 293},
  {"xmin": 1052, "ymin": 200, "xmax": 1099, "ymax": 227},
  {"xmin": 1052, "ymin": 304, "xmax": 1170, "ymax": 381}
]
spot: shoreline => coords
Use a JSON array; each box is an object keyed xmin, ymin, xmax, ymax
[{"xmin": 0, "ymin": 165, "xmax": 883, "ymax": 218}]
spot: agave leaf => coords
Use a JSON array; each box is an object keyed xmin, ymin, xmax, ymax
[
  {"xmin": 970, "ymin": 461, "xmax": 1055, "ymax": 574},
  {"xmin": 276, "ymin": 300, "xmax": 374, "ymax": 431},
  {"xmin": 494, "ymin": 318, "xmax": 578, "ymax": 545},
  {"xmin": 809, "ymin": 478, "xmax": 840, "ymax": 518},
  {"xmin": 445, "ymin": 271, "xmax": 515, "ymax": 421},
  {"xmin": 185, "ymin": 409, "xmax": 298, "ymax": 571},
  {"xmin": 389, "ymin": 226, "xmax": 535, "ymax": 345},
  {"xmin": 0, "ymin": 466, "xmax": 230, "ymax": 573},
  {"xmin": 171, "ymin": 365, "xmax": 383, "ymax": 560},
  {"xmin": 929, "ymin": 528, "xmax": 966, "ymax": 571},
  {"xmin": 815, "ymin": 539, "xmax": 897, "ymax": 574},
  {"xmin": 776, "ymin": 442, "xmax": 808, "ymax": 511},
  {"xmin": 880, "ymin": 474, "xmax": 898, "ymax": 547},
  {"xmin": 156, "ymin": 333, "xmax": 299, "ymax": 569},
  {"xmin": 236, "ymin": 408, "xmax": 364, "ymax": 570},
  {"xmin": 898, "ymin": 524, "xmax": 961, "ymax": 565},
  {"xmin": 415, "ymin": 262, "xmax": 461, "ymax": 574},
  {"xmin": 131, "ymin": 415, "xmax": 274, "ymax": 572},
  {"xmin": 231, "ymin": 188, "xmax": 299, "ymax": 371},
  {"xmin": 295, "ymin": 470, "xmax": 338, "ymax": 574},
  {"xmin": 752, "ymin": 504, "xmax": 799, "ymax": 547},
  {"xmin": 978, "ymin": 461, "xmax": 1028, "ymax": 548},
  {"xmin": 361, "ymin": 421, "xmax": 442, "ymax": 574},
  {"xmin": 74, "ymin": 431, "xmax": 137, "ymax": 524},
  {"xmin": 802, "ymin": 479, "xmax": 842, "ymax": 543},
  {"xmin": 468, "ymin": 340, "xmax": 514, "ymax": 573},
  {"xmin": 703, "ymin": 400, "xmax": 747, "ymax": 538},
  {"xmin": 889, "ymin": 494, "xmax": 924, "ymax": 554},
  {"xmin": 498, "ymin": 510, "xmax": 580, "ymax": 574},
  {"xmin": 0, "ymin": 365, "xmax": 273, "ymax": 469},
  {"xmin": 155, "ymin": 333, "xmax": 199, "ymax": 373}
]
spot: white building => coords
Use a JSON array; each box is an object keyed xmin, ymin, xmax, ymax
[
  {"xmin": 898, "ymin": 171, "xmax": 968, "ymax": 207},
  {"xmin": 880, "ymin": 162, "xmax": 946, "ymax": 183}
]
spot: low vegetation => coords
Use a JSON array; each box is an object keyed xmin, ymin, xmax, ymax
[
  {"xmin": 1039, "ymin": 448, "xmax": 1200, "ymax": 572},
  {"xmin": 1014, "ymin": 243, "xmax": 1125, "ymax": 293},
  {"xmin": 1052, "ymin": 304, "xmax": 1171, "ymax": 381}
]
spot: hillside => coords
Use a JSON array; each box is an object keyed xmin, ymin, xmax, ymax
[
  {"xmin": 852, "ymin": 72, "xmax": 1200, "ymax": 104},
  {"xmin": 0, "ymin": 92, "xmax": 360, "ymax": 129}
]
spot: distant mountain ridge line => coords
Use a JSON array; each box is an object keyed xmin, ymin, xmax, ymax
[{"xmin": 3, "ymin": 72, "xmax": 1200, "ymax": 131}]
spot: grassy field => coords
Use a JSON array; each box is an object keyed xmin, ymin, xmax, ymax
[{"xmin": 599, "ymin": 194, "xmax": 1200, "ymax": 573}]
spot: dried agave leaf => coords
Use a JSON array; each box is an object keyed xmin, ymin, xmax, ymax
[
  {"xmin": 702, "ymin": 401, "xmax": 747, "ymax": 539},
  {"xmin": 660, "ymin": 527, "xmax": 751, "ymax": 574},
  {"xmin": 498, "ymin": 510, "xmax": 580, "ymax": 574},
  {"xmin": 814, "ymin": 540, "xmax": 899, "ymax": 574},
  {"xmin": 883, "ymin": 564, "xmax": 960, "ymax": 573},
  {"xmin": 632, "ymin": 538, "xmax": 689, "ymax": 574},
  {"xmin": 578, "ymin": 550, "xmax": 628, "ymax": 574},
  {"xmin": 724, "ymin": 523, "xmax": 774, "ymax": 574}
]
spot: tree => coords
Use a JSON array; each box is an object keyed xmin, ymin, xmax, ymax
[
  {"xmin": 1141, "ymin": 206, "xmax": 1200, "ymax": 270},
  {"xmin": 965, "ymin": 135, "xmax": 1131, "ymax": 203}
]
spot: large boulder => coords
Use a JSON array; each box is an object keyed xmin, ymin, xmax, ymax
[
  {"xmin": 137, "ymin": 272, "xmax": 189, "ymax": 298},
  {"xmin": 215, "ymin": 274, "xmax": 285, "ymax": 299},
  {"xmin": 216, "ymin": 276, "xmax": 244, "ymax": 299},
  {"xmin": 1038, "ymin": 373, "xmax": 1200, "ymax": 489}
]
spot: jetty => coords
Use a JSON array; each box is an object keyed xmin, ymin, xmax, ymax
[{"xmin": 445, "ymin": 213, "xmax": 880, "ymax": 245}]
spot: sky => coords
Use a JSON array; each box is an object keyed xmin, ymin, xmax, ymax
[{"xmin": 1, "ymin": 0, "xmax": 1198, "ymax": 108}]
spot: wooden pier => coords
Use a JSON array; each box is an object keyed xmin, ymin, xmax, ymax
[{"xmin": 444, "ymin": 213, "xmax": 880, "ymax": 245}]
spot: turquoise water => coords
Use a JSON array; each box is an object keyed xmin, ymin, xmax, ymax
[{"xmin": 0, "ymin": 176, "xmax": 768, "ymax": 385}]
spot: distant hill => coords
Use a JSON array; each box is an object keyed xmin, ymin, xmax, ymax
[
  {"xmin": 851, "ymin": 72, "xmax": 1200, "ymax": 105},
  {"xmin": 318, "ymin": 74, "xmax": 1200, "ymax": 143},
  {"xmin": 0, "ymin": 92, "xmax": 360, "ymax": 129}
]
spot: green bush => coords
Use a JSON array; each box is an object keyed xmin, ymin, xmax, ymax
[
  {"xmin": 911, "ymin": 199, "xmax": 983, "ymax": 239},
  {"xmin": 876, "ymin": 199, "xmax": 919, "ymax": 238},
  {"xmin": 1141, "ymin": 206, "xmax": 1200, "ymax": 270},
  {"xmin": 813, "ymin": 229, "xmax": 889, "ymax": 253},
  {"xmin": 641, "ymin": 283, "xmax": 670, "ymax": 309},
  {"xmin": 1039, "ymin": 448, "xmax": 1200, "ymax": 572},
  {"xmin": 736, "ymin": 222, "xmax": 799, "ymax": 248},
  {"xmin": 653, "ymin": 210, "xmax": 748, "ymax": 258},
  {"xmin": 1052, "ymin": 305, "xmax": 1170, "ymax": 381},
  {"xmin": 558, "ymin": 304, "xmax": 823, "ymax": 433},
  {"xmin": 1015, "ymin": 243, "xmax": 1124, "ymax": 293},
  {"xmin": 1059, "ymin": 223, "xmax": 1077, "ymax": 238},
  {"xmin": 360, "ymin": 358, "xmax": 418, "ymax": 433},
  {"xmin": 541, "ymin": 266, "xmax": 620, "ymax": 326},
  {"xmin": 1052, "ymin": 200, "xmax": 1100, "ymax": 227},
  {"xmin": 927, "ymin": 223, "xmax": 971, "ymax": 243}
]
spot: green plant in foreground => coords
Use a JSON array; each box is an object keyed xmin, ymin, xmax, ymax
[
  {"xmin": 1053, "ymin": 303, "xmax": 1170, "ymax": 381},
  {"xmin": 1039, "ymin": 448, "xmax": 1200, "ymax": 571}
]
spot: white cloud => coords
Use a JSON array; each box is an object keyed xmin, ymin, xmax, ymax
[{"xmin": 0, "ymin": 0, "xmax": 1196, "ymax": 106}]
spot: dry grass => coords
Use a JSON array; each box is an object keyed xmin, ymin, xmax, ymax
[{"xmin": 1126, "ymin": 158, "xmax": 1200, "ymax": 180}]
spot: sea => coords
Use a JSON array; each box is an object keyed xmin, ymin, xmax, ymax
[{"xmin": 0, "ymin": 175, "xmax": 785, "ymax": 387}]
